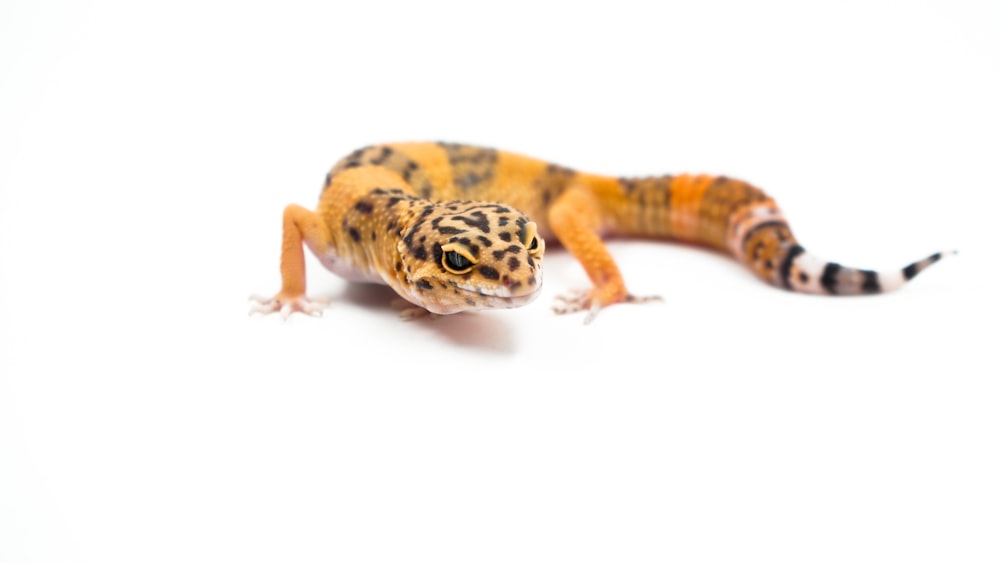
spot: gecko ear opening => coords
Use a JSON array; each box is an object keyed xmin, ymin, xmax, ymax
[{"xmin": 440, "ymin": 242, "xmax": 476, "ymax": 274}]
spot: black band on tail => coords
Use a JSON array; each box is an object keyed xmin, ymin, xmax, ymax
[{"xmin": 778, "ymin": 244, "xmax": 805, "ymax": 289}]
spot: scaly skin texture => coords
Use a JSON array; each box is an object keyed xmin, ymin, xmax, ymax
[{"xmin": 252, "ymin": 142, "xmax": 949, "ymax": 321}]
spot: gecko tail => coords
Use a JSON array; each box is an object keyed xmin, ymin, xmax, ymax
[{"xmin": 775, "ymin": 247, "xmax": 956, "ymax": 295}]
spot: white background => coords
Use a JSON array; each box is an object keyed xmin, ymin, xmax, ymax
[{"xmin": 1, "ymin": 1, "xmax": 998, "ymax": 562}]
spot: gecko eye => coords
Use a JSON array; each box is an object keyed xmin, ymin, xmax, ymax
[
  {"xmin": 445, "ymin": 251, "xmax": 472, "ymax": 271},
  {"xmin": 440, "ymin": 243, "xmax": 476, "ymax": 274},
  {"xmin": 523, "ymin": 222, "xmax": 544, "ymax": 259},
  {"xmin": 528, "ymin": 236, "xmax": 544, "ymax": 259}
]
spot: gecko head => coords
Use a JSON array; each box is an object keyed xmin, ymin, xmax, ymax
[{"xmin": 397, "ymin": 201, "xmax": 544, "ymax": 314}]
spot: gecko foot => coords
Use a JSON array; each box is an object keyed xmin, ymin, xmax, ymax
[
  {"xmin": 249, "ymin": 293, "xmax": 329, "ymax": 320},
  {"xmin": 552, "ymin": 290, "xmax": 661, "ymax": 324}
]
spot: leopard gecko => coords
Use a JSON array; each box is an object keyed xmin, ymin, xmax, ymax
[{"xmin": 251, "ymin": 142, "xmax": 949, "ymax": 323}]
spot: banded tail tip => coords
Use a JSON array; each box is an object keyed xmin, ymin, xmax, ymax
[
  {"xmin": 902, "ymin": 250, "xmax": 956, "ymax": 282},
  {"xmin": 776, "ymin": 248, "xmax": 955, "ymax": 295}
]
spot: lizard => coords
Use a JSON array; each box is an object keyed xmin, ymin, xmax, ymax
[{"xmin": 251, "ymin": 142, "xmax": 950, "ymax": 323}]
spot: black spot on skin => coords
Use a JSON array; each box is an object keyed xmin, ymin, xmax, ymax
[
  {"xmin": 386, "ymin": 197, "xmax": 402, "ymax": 208},
  {"xmin": 348, "ymin": 227, "xmax": 361, "ymax": 242},
  {"xmin": 432, "ymin": 243, "xmax": 446, "ymax": 273},
  {"xmin": 508, "ymin": 257, "xmax": 521, "ymax": 270},
  {"xmin": 527, "ymin": 275, "xmax": 536, "ymax": 286},
  {"xmin": 438, "ymin": 226, "xmax": 464, "ymax": 235},
  {"xmin": 354, "ymin": 201, "xmax": 374, "ymax": 214},
  {"xmin": 372, "ymin": 188, "xmax": 387, "ymax": 196},
  {"xmin": 498, "ymin": 217, "xmax": 509, "ymax": 227},
  {"xmin": 369, "ymin": 146, "xmax": 392, "ymax": 166},
  {"xmin": 439, "ymin": 144, "xmax": 499, "ymax": 193},
  {"xmin": 821, "ymin": 263, "xmax": 843, "ymax": 294},
  {"xmin": 454, "ymin": 211, "xmax": 490, "ymax": 233},
  {"xmin": 799, "ymin": 272, "xmax": 809, "ymax": 283},
  {"xmin": 344, "ymin": 161, "xmax": 361, "ymax": 169},
  {"xmin": 499, "ymin": 232, "xmax": 512, "ymax": 242},
  {"xmin": 477, "ymin": 235, "xmax": 493, "ymax": 247},
  {"xmin": 504, "ymin": 245, "xmax": 520, "ymax": 255},
  {"xmin": 465, "ymin": 298, "xmax": 476, "ymax": 306},
  {"xmin": 456, "ymin": 173, "xmax": 487, "ymax": 190},
  {"xmin": 371, "ymin": 231, "xmax": 376, "ymax": 241},
  {"xmin": 413, "ymin": 246, "xmax": 428, "ymax": 261},
  {"xmin": 492, "ymin": 250, "xmax": 506, "ymax": 260},
  {"xmin": 526, "ymin": 255, "xmax": 535, "ymax": 268},
  {"xmin": 395, "ymin": 262, "xmax": 402, "ymax": 272},
  {"xmin": 763, "ymin": 259, "xmax": 774, "ymax": 270},
  {"xmin": 478, "ymin": 265, "xmax": 500, "ymax": 280},
  {"xmin": 416, "ymin": 279, "xmax": 433, "ymax": 291}
]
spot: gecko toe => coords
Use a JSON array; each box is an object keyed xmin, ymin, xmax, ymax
[{"xmin": 552, "ymin": 289, "xmax": 662, "ymax": 323}]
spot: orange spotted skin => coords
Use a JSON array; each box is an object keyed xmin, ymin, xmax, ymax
[{"xmin": 252, "ymin": 142, "xmax": 949, "ymax": 321}]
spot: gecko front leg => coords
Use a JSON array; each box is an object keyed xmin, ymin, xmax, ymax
[
  {"xmin": 250, "ymin": 204, "xmax": 332, "ymax": 319},
  {"xmin": 548, "ymin": 187, "xmax": 660, "ymax": 323}
]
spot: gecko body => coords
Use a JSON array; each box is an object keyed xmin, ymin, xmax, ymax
[{"xmin": 252, "ymin": 142, "xmax": 949, "ymax": 321}]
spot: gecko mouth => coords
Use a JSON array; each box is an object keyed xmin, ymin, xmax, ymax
[
  {"xmin": 419, "ymin": 277, "xmax": 543, "ymax": 314},
  {"xmin": 461, "ymin": 280, "xmax": 543, "ymax": 308}
]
